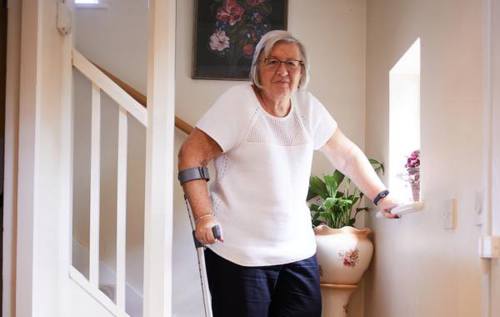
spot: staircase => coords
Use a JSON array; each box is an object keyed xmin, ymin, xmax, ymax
[{"xmin": 70, "ymin": 48, "xmax": 191, "ymax": 317}]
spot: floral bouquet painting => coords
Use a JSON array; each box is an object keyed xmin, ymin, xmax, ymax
[
  {"xmin": 405, "ymin": 150, "xmax": 421, "ymax": 201},
  {"xmin": 193, "ymin": 0, "xmax": 288, "ymax": 80}
]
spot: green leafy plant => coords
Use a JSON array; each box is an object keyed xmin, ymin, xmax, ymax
[{"xmin": 307, "ymin": 159, "xmax": 384, "ymax": 229}]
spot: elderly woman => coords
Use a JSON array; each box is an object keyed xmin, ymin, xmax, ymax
[{"xmin": 178, "ymin": 30, "xmax": 398, "ymax": 317}]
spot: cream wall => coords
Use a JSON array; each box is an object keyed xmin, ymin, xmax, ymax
[
  {"xmin": 365, "ymin": 0, "xmax": 484, "ymax": 316},
  {"xmin": 75, "ymin": 0, "xmax": 367, "ymax": 316}
]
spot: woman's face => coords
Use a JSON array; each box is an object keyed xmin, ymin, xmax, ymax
[{"xmin": 258, "ymin": 42, "xmax": 303, "ymax": 100}]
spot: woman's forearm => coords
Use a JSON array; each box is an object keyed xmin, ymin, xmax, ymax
[
  {"xmin": 178, "ymin": 128, "xmax": 222, "ymax": 221},
  {"xmin": 338, "ymin": 144, "xmax": 386, "ymax": 201},
  {"xmin": 321, "ymin": 129, "xmax": 386, "ymax": 202}
]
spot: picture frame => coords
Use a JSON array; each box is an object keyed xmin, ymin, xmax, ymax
[{"xmin": 192, "ymin": 0, "xmax": 288, "ymax": 80}]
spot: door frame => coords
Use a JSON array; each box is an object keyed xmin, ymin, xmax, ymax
[
  {"xmin": 3, "ymin": 0, "xmax": 21, "ymax": 316},
  {"xmin": 6, "ymin": 0, "xmax": 73, "ymax": 316},
  {"xmin": 482, "ymin": 0, "xmax": 500, "ymax": 316},
  {"xmin": 0, "ymin": 0, "xmax": 6, "ymax": 313}
]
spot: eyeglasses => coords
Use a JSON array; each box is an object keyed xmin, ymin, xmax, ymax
[{"xmin": 262, "ymin": 57, "xmax": 304, "ymax": 72}]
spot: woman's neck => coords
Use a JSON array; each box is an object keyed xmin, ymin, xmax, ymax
[{"xmin": 254, "ymin": 86, "xmax": 291, "ymax": 117}]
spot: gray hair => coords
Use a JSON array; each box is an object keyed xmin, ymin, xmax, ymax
[{"xmin": 249, "ymin": 30, "xmax": 310, "ymax": 90}]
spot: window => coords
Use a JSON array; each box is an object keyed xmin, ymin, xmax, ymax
[
  {"xmin": 389, "ymin": 38, "xmax": 421, "ymax": 203},
  {"xmin": 74, "ymin": 0, "xmax": 107, "ymax": 9}
]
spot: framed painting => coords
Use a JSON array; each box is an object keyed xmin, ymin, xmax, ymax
[{"xmin": 192, "ymin": 0, "xmax": 288, "ymax": 80}]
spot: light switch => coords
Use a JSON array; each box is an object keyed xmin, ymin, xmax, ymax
[{"xmin": 479, "ymin": 236, "xmax": 500, "ymax": 258}]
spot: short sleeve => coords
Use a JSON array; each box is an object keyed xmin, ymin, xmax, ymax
[
  {"xmin": 308, "ymin": 95, "xmax": 337, "ymax": 150},
  {"xmin": 196, "ymin": 84, "xmax": 256, "ymax": 152}
]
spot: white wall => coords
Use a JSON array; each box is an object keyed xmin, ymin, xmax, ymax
[
  {"xmin": 365, "ymin": 0, "xmax": 483, "ymax": 316},
  {"xmin": 75, "ymin": 2, "xmax": 148, "ymax": 93},
  {"xmin": 75, "ymin": 0, "xmax": 367, "ymax": 316}
]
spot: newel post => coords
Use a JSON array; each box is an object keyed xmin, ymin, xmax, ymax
[{"xmin": 143, "ymin": 0, "xmax": 176, "ymax": 316}]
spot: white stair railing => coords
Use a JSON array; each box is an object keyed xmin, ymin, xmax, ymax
[
  {"xmin": 70, "ymin": 48, "xmax": 148, "ymax": 317},
  {"xmin": 72, "ymin": 50, "xmax": 148, "ymax": 126}
]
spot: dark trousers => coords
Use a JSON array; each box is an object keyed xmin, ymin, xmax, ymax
[{"xmin": 204, "ymin": 249, "xmax": 322, "ymax": 317}]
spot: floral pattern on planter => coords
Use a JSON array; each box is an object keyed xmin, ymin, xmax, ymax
[{"xmin": 338, "ymin": 248, "xmax": 359, "ymax": 267}]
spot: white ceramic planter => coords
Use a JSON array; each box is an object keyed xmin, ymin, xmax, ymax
[
  {"xmin": 315, "ymin": 225, "xmax": 374, "ymax": 316},
  {"xmin": 320, "ymin": 285, "xmax": 357, "ymax": 317}
]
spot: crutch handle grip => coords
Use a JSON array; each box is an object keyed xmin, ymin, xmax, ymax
[
  {"xmin": 212, "ymin": 225, "xmax": 222, "ymax": 241},
  {"xmin": 193, "ymin": 225, "xmax": 223, "ymax": 248}
]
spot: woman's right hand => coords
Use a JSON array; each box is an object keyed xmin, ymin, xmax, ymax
[{"xmin": 195, "ymin": 215, "xmax": 224, "ymax": 245}]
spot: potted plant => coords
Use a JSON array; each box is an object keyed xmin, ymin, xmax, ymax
[{"xmin": 307, "ymin": 159, "xmax": 383, "ymax": 317}]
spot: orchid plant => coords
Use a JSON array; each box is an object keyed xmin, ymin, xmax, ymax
[
  {"xmin": 405, "ymin": 150, "xmax": 420, "ymax": 185},
  {"xmin": 308, "ymin": 159, "xmax": 384, "ymax": 229}
]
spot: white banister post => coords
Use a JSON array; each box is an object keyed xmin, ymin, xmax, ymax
[
  {"xmin": 89, "ymin": 83, "xmax": 101, "ymax": 287},
  {"xmin": 116, "ymin": 109, "xmax": 128, "ymax": 311},
  {"xmin": 143, "ymin": 0, "xmax": 176, "ymax": 316}
]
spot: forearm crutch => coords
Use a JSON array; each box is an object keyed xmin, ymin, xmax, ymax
[{"xmin": 178, "ymin": 167, "xmax": 222, "ymax": 317}]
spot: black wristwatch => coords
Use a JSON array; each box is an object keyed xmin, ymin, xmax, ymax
[{"xmin": 373, "ymin": 190, "xmax": 389, "ymax": 206}]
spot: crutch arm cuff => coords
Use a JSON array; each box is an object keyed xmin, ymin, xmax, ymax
[{"xmin": 178, "ymin": 166, "xmax": 210, "ymax": 184}]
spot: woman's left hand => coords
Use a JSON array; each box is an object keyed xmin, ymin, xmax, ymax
[{"xmin": 377, "ymin": 194, "xmax": 400, "ymax": 219}]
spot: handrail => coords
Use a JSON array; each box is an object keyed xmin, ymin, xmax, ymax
[
  {"xmin": 93, "ymin": 61, "xmax": 194, "ymax": 135},
  {"xmin": 72, "ymin": 49, "xmax": 148, "ymax": 126}
]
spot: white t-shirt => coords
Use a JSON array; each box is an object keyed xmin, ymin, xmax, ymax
[{"xmin": 197, "ymin": 83, "xmax": 337, "ymax": 266}]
